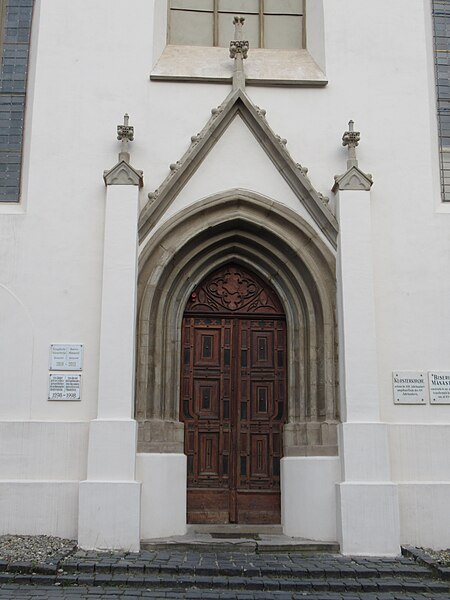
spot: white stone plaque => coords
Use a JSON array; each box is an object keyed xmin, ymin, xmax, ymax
[
  {"xmin": 48, "ymin": 374, "xmax": 81, "ymax": 401},
  {"xmin": 49, "ymin": 344, "xmax": 83, "ymax": 371},
  {"xmin": 392, "ymin": 371, "xmax": 427, "ymax": 404},
  {"xmin": 428, "ymin": 371, "xmax": 450, "ymax": 404}
]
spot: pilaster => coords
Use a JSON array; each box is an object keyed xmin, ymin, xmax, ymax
[
  {"xmin": 334, "ymin": 122, "xmax": 400, "ymax": 556},
  {"xmin": 78, "ymin": 115, "xmax": 143, "ymax": 551}
]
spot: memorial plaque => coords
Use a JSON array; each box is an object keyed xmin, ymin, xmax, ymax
[
  {"xmin": 392, "ymin": 371, "xmax": 427, "ymax": 404},
  {"xmin": 428, "ymin": 371, "xmax": 450, "ymax": 404},
  {"xmin": 49, "ymin": 344, "xmax": 83, "ymax": 371},
  {"xmin": 48, "ymin": 373, "xmax": 81, "ymax": 401}
]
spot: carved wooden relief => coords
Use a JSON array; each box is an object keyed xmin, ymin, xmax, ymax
[{"xmin": 185, "ymin": 264, "xmax": 284, "ymax": 315}]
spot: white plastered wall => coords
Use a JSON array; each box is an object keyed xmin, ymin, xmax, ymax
[
  {"xmin": 0, "ymin": 422, "xmax": 88, "ymax": 538},
  {"xmin": 389, "ymin": 424, "xmax": 450, "ymax": 548},
  {"xmin": 0, "ymin": 0, "xmax": 159, "ymax": 538}
]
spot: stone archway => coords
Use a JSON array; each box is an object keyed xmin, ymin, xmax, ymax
[{"xmin": 137, "ymin": 190, "xmax": 338, "ymax": 457}]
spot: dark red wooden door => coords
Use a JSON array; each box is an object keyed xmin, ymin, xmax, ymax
[{"xmin": 180, "ymin": 264, "xmax": 286, "ymax": 524}]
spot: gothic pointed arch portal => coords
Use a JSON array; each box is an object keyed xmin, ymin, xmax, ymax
[
  {"xmin": 181, "ymin": 263, "xmax": 287, "ymax": 524},
  {"xmin": 137, "ymin": 191, "xmax": 339, "ymax": 470}
]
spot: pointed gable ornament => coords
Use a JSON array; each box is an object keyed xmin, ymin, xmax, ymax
[
  {"xmin": 333, "ymin": 120, "xmax": 373, "ymax": 192},
  {"xmin": 104, "ymin": 113, "xmax": 143, "ymax": 187},
  {"xmin": 141, "ymin": 18, "xmax": 338, "ymax": 247}
]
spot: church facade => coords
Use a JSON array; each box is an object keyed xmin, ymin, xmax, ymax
[{"xmin": 0, "ymin": 0, "xmax": 449, "ymax": 556}]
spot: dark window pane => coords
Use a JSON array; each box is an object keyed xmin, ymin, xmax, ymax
[
  {"xmin": 0, "ymin": 1, "xmax": 34, "ymax": 202},
  {"xmin": 433, "ymin": 0, "xmax": 450, "ymax": 201}
]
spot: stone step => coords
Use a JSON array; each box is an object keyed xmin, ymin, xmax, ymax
[
  {"xmin": 0, "ymin": 571, "xmax": 448, "ymax": 594},
  {"xmin": 141, "ymin": 531, "xmax": 340, "ymax": 554},
  {"xmin": 56, "ymin": 559, "xmax": 433, "ymax": 580},
  {"xmin": 187, "ymin": 524, "xmax": 284, "ymax": 534},
  {"xmin": 402, "ymin": 545, "xmax": 450, "ymax": 581},
  {"xmin": 141, "ymin": 540, "xmax": 341, "ymax": 553}
]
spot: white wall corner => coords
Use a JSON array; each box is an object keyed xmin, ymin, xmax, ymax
[
  {"xmin": 336, "ymin": 423, "xmax": 400, "ymax": 555},
  {"xmin": 137, "ymin": 453, "xmax": 187, "ymax": 539},
  {"xmin": 78, "ymin": 481, "xmax": 141, "ymax": 551},
  {"xmin": 282, "ymin": 456, "xmax": 340, "ymax": 542},
  {"xmin": 337, "ymin": 482, "xmax": 400, "ymax": 556}
]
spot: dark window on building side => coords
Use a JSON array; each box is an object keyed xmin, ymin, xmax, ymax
[
  {"xmin": 0, "ymin": 0, "xmax": 34, "ymax": 202},
  {"xmin": 432, "ymin": 0, "xmax": 450, "ymax": 201}
]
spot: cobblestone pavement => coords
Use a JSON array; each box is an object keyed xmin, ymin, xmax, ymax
[
  {"xmin": 0, "ymin": 549, "xmax": 447, "ymax": 599},
  {"xmin": 0, "ymin": 587, "xmax": 447, "ymax": 599}
]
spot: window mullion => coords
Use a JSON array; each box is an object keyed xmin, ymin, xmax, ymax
[
  {"xmin": 214, "ymin": 0, "xmax": 218, "ymax": 47},
  {"xmin": 259, "ymin": 0, "xmax": 264, "ymax": 48}
]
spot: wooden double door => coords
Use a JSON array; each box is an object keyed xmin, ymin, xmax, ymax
[{"xmin": 180, "ymin": 264, "xmax": 287, "ymax": 524}]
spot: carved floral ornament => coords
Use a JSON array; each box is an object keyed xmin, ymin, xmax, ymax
[
  {"xmin": 185, "ymin": 265, "xmax": 284, "ymax": 315},
  {"xmin": 229, "ymin": 39, "xmax": 249, "ymax": 60},
  {"xmin": 229, "ymin": 16, "xmax": 249, "ymax": 60}
]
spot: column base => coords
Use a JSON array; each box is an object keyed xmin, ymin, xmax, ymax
[
  {"xmin": 337, "ymin": 482, "xmax": 400, "ymax": 556},
  {"xmin": 136, "ymin": 453, "xmax": 187, "ymax": 539},
  {"xmin": 282, "ymin": 456, "xmax": 340, "ymax": 542},
  {"xmin": 78, "ymin": 481, "xmax": 141, "ymax": 551}
]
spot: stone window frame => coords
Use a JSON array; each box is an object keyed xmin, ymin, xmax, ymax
[
  {"xmin": 168, "ymin": 0, "xmax": 306, "ymax": 50},
  {"xmin": 0, "ymin": 0, "xmax": 34, "ymax": 203},
  {"xmin": 432, "ymin": 0, "xmax": 450, "ymax": 202}
]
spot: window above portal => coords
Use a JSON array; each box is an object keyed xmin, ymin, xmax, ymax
[
  {"xmin": 168, "ymin": 0, "xmax": 304, "ymax": 50},
  {"xmin": 151, "ymin": 0, "xmax": 326, "ymax": 86}
]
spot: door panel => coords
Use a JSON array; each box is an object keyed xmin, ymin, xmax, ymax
[
  {"xmin": 194, "ymin": 379, "xmax": 220, "ymax": 418},
  {"xmin": 188, "ymin": 489, "xmax": 230, "ymax": 524},
  {"xmin": 180, "ymin": 264, "xmax": 286, "ymax": 524},
  {"xmin": 235, "ymin": 318, "xmax": 285, "ymax": 523}
]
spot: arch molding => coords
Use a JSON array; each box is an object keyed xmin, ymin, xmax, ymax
[{"xmin": 137, "ymin": 190, "xmax": 339, "ymax": 456}]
